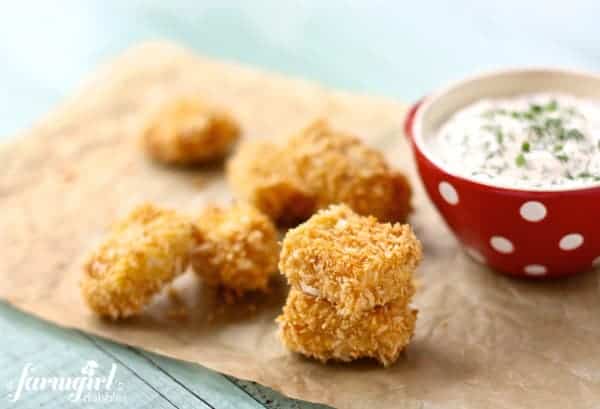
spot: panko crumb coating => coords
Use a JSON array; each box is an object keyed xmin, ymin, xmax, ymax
[
  {"xmin": 81, "ymin": 204, "xmax": 195, "ymax": 319},
  {"xmin": 277, "ymin": 289, "xmax": 417, "ymax": 366},
  {"xmin": 226, "ymin": 120, "xmax": 412, "ymax": 226},
  {"xmin": 280, "ymin": 204, "xmax": 422, "ymax": 316},
  {"xmin": 226, "ymin": 141, "xmax": 316, "ymax": 225},
  {"xmin": 286, "ymin": 120, "xmax": 412, "ymax": 223},
  {"xmin": 191, "ymin": 203, "xmax": 280, "ymax": 294},
  {"xmin": 142, "ymin": 97, "xmax": 241, "ymax": 165}
]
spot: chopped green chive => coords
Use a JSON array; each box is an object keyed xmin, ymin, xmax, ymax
[
  {"xmin": 531, "ymin": 125, "xmax": 544, "ymax": 137},
  {"xmin": 545, "ymin": 118, "xmax": 562, "ymax": 129},
  {"xmin": 521, "ymin": 141, "xmax": 531, "ymax": 152},
  {"xmin": 531, "ymin": 104, "xmax": 543, "ymax": 114},
  {"xmin": 515, "ymin": 154, "xmax": 526, "ymax": 167},
  {"xmin": 545, "ymin": 100, "xmax": 558, "ymax": 111},
  {"xmin": 566, "ymin": 129, "xmax": 584, "ymax": 140},
  {"xmin": 495, "ymin": 130, "xmax": 504, "ymax": 144}
]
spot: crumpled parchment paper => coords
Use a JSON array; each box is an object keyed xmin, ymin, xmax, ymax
[{"xmin": 1, "ymin": 42, "xmax": 599, "ymax": 409}]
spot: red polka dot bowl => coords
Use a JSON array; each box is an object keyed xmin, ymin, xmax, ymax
[{"xmin": 404, "ymin": 68, "xmax": 600, "ymax": 278}]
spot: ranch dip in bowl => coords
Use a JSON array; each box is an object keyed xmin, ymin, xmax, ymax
[
  {"xmin": 430, "ymin": 93, "xmax": 600, "ymax": 190},
  {"xmin": 405, "ymin": 68, "xmax": 600, "ymax": 278}
]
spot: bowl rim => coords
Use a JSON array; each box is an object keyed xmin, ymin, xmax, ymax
[{"xmin": 411, "ymin": 66, "xmax": 600, "ymax": 194}]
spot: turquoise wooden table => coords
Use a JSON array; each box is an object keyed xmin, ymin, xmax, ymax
[{"xmin": 1, "ymin": 1, "xmax": 599, "ymax": 407}]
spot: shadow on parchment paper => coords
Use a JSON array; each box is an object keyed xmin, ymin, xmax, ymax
[
  {"xmin": 89, "ymin": 271, "xmax": 289, "ymax": 337},
  {"xmin": 145, "ymin": 153, "xmax": 229, "ymax": 174},
  {"xmin": 140, "ymin": 153, "xmax": 229, "ymax": 192},
  {"xmin": 293, "ymin": 338, "xmax": 478, "ymax": 380},
  {"xmin": 272, "ymin": 331, "xmax": 478, "ymax": 409}
]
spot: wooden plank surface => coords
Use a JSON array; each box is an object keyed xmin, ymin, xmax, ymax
[{"xmin": 1, "ymin": 302, "xmax": 324, "ymax": 408}]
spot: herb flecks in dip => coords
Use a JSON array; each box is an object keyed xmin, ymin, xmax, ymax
[{"xmin": 431, "ymin": 94, "xmax": 600, "ymax": 189}]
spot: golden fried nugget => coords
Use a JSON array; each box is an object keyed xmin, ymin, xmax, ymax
[
  {"xmin": 226, "ymin": 120, "xmax": 411, "ymax": 226},
  {"xmin": 226, "ymin": 141, "xmax": 316, "ymax": 225},
  {"xmin": 280, "ymin": 204, "xmax": 421, "ymax": 316},
  {"xmin": 143, "ymin": 97, "xmax": 240, "ymax": 165},
  {"xmin": 277, "ymin": 289, "xmax": 417, "ymax": 366},
  {"xmin": 81, "ymin": 204, "xmax": 195, "ymax": 319},
  {"xmin": 191, "ymin": 203, "xmax": 280, "ymax": 294},
  {"xmin": 286, "ymin": 120, "xmax": 412, "ymax": 223}
]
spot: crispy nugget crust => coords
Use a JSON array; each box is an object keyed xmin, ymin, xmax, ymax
[
  {"xmin": 286, "ymin": 120, "xmax": 412, "ymax": 223},
  {"xmin": 277, "ymin": 289, "xmax": 417, "ymax": 366},
  {"xmin": 227, "ymin": 121, "xmax": 412, "ymax": 226},
  {"xmin": 143, "ymin": 97, "xmax": 240, "ymax": 165},
  {"xmin": 81, "ymin": 204, "xmax": 195, "ymax": 319},
  {"xmin": 191, "ymin": 203, "xmax": 280, "ymax": 294},
  {"xmin": 226, "ymin": 141, "xmax": 316, "ymax": 225},
  {"xmin": 280, "ymin": 204, "xmax": 422, "ymax": 315}
]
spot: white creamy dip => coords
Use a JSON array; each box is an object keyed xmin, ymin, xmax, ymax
[{"xmin": 429, "ymin": 93, "xmax": 600, "ymax": 189}]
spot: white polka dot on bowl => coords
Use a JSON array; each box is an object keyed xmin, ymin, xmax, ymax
[
  {"xmin": 465, "ymin": 247, "xmax": 486, "ymax": 264},
  {"xmin": 438, "ymin": 181, "xmax": 459, "ymax": 205},
  {"xmin": 490, "ymin": 236, "xmax": 514, "ymax": 254},
  {"xmin": 592, "ymin": 256, "xmax": 600, "ymax": 268},
  {"xmin": 519, "ymin": 201, "xmax": 547, "ymax": 222},
  {"xmin": 524, "ymin": 264, "xmax": 547, "ymax": 276},
  {"xmin": 559, "ymin": 233, "xmax": 584, "ymax": 251}
]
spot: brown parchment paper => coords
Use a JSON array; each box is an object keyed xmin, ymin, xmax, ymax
[{"xmin": 1, "ymin": 42, "xmax": 599, "ymax": 409}]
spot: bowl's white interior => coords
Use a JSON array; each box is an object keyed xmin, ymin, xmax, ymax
[{"xmin": 413, "ymin": 68, "xmax": 600, "ymax": 191}]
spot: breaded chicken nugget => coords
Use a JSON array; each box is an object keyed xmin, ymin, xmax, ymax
[
  {"xmin": 286, "ymin": 120, "xmax": 412, "ymax": 223},
  {"xmin": 143, "ymin": 96, "xmax": 240, "ymax": 165},
  {"xmin": 81, "ymin": 204, "xmax": 195, "ymax": 319},
  {"xmin": 226, "ymin": 141, "xmax": 316, "ymax": 225},
  {"xmin": 191, "ymin": 203, "xmax": 280, "ymax": 294},
  {"xmin": 277, "ymin": 289, "xmax": 417, "ymax": 366},
  {"xmin": 280, "ymin": 204, "xmax": 421, "ymax": 316},
  {"xmin": 226, "ymin": 120, "xmax": 411, "ymax": 226}
]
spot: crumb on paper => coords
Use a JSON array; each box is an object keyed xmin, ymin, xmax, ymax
[
  {"xmin": 166, "ymin": 305, "xmax": 189, "ymax": 321},
  {"xmin": 220, "ymin": 288, "xmax": 262, "ymax": 310},
  {"xmin": 191, "ymin": 203, "xmax": 280, "ymax": 295},
  {"xmin": 142, "ymin": 96, "xmax": 241, "ymax": 165},
  {"xmin": 280, "ymin": 204, "xmax": 422, "ymax": 316},
  {"xmin": 166, "ymin": 287, "xmax": 189, "ymax": 321},
  {"xmin": 61, "ymin": 166, "xmax": 77, "ymax": 183},
  {"xmin": 80, "ymin": 203, "xmax": 195, "ymax": 319},
  {"xmin": 226, "ymin": 119, "xmax": 412, "ymax": 226},
  {"xmin": 167, "ymin": 286, "xmax": 184, "ymax": 304},
  {"xmin": 277, "ymin": 289, "xmax": 418, "ymax": 366}
]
